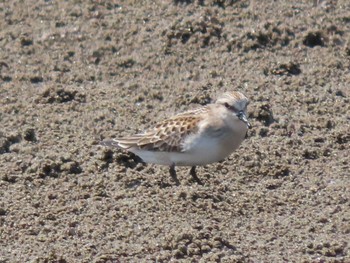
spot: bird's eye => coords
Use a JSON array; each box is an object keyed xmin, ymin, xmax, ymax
[{"xmin": 224, "ymin": 103, "xmax": 238, "ymax": 112}]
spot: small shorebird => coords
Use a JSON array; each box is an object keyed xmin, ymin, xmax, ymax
[{"xmin": 101, "ymin": 91, "xmax": 251, "ymax": 184}]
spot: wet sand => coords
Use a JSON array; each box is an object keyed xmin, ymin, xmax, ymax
[{"xmin": 1, "ymin": 1, "xmax": 349, "ymax": 262}]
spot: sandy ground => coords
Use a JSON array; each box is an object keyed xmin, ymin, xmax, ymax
[{"xmin": 1, "ymin": 0, "xmax": 350, "ymax": 262}]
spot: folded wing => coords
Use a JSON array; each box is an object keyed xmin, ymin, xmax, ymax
[{"xmin": 102, "ymin": 108, "xmax": 206, "ymax": 152}]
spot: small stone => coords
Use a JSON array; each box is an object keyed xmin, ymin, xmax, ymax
[
  {"xmin": 0, "ymin": 208, "xmax": 7, "ymax": 216},
  {"xmin": 23, "ymin": 128, "xmax": 36, "ymax": 142}
]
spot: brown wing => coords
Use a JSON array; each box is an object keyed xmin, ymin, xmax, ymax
[
  {"xmin": 112, "ymin": 107, "xmax": 208, "ymax": 152},
  {"xmin": 136, "ymin": 114, "xmax": 201, "ymax": 152}
]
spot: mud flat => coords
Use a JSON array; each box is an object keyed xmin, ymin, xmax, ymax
[{"xmin": 1, "ymin": 1, "xmax": 349, "ymax": 262}]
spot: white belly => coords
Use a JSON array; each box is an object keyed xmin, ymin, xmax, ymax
[{"xmin": 131, "ymin": 129, "xmax": 246, "ymax": 166}]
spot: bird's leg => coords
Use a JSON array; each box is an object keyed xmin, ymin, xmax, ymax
[
  {"xmin": 189, "ymin": 166, "xmax": 203, "ymax": 185},
  {"xmin": 169, "ymin": 164, "xmax": 180, "ymax": 185}
]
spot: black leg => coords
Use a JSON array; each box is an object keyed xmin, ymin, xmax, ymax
[
  {"xmin": 169, "ymin": 164, "xmax": 180, "ymax": 185},
  {"xmin": 190, "ymin": 166, "xmax": 203, "ymax": 185}
]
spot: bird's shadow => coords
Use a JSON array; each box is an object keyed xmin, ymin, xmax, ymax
[
  {"xmin": 101, "ymin": 149, "xmax": 205, "ymax": 187},
  {"xmin": 115, "ymin": 152, "xmax": 146, "ymax": 170}
]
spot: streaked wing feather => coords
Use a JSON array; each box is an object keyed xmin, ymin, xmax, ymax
[
  {"xmin": 103, "ymin": 106, "xmax": 207, "ymax": 152},
  {"xmin": 173, "ymin": 106, "xmax": 209, "ymax": 117},
  {"xmin": 137, "ymin": 113, "xmax": 202, "ymax": 152}
]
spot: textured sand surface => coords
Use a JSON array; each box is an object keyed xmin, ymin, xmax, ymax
[{"xmin": 1, "ymin": 1, "xmax": 349, "ymax": 262}]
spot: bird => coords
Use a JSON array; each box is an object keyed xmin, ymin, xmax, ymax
[{"xmin": 101, "ymin": 91, "xmax": 251, "ymax": 185}]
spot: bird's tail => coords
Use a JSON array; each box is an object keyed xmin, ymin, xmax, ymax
[
  {"xmin": 100, "ymin": 136, "xmax": 143, "ymax": 149},
  {"xmin": 100, "ymin": 139, "xmax": 121, "ymax": 148}
]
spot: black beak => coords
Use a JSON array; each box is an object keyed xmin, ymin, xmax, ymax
[{"xmin": 237, "ymin": 111, "xmax": 251, "ymax": 129}]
